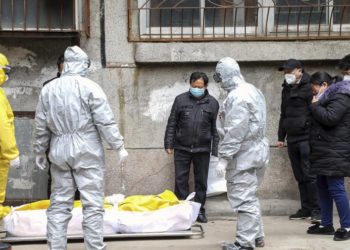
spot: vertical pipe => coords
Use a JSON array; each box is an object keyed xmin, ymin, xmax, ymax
[
  {"xmin": 11, "ymin": 0, "xmax": 14, "ymax": 30},
  {"xmin": 286, "ymin": 6, "xmax": 291, "ymax": 37},
  {"xmin": 202, "ymin": 7, "xmax": 205, "ymax": 38},
  {"xmin": 234, "ymin": 7, "xmax": 237, "ymax": 38},
  {"xmin": 72, "ymin": 0, "xmax": 76, "ymax": 30},
  {"xmin": 181, "ymin": 8, "xmax": 183, "ymax": 39},
  {"xmin": 297, "ymin": 7, "xmax": 302, "ymax": 37},
  {"xmin": 85, "ymin": 0, "xmax": 91, "ymax": 36},
  {"xmin": 212, "ymin": 8, "xmax": 215, "ymax": 37},
  {"xmin": 223, "ymin": 7, "xmax": 227, "ymax": 38},
  {"xmin": 24, "ymin": 0, "xmax": 27, "ymax": 30},
  {"xmin": 265, "ymin": 6, "xmax": 270, "ymax": 37},
  {"xmin": 149, "ymin": 8, "xmax": 152, "ymax": 39},
  {"xmin": 48, "ymin": 0, "xmax": 51, "ymax": 30},
  {"xmin": 0, "ymin": 0, "xmax": 2, "ymax": 30},
  {"xmin": 159, "ymin": 7, "xmax": 161, "ymax": 39},
  {"xmin": 36, "ymin": 0, "xmax": 39, "ymax": 31},
  {"xmin": 318, "ymin": 6, "xmax": 324, "ymax": 36},
  {"xmin": 275, "ymin": 7, "xmax": 280, "ymax": 37},
  {"xmin": 60, "ymin": 0, "xmax": 63, "ymax": 31},
  {"xmin": 254, "ymin": 6, "xmax": 258, "ymax": 37},
  {"xmin": 170, "ymin": 8, "xmax": 173, "ymax": 39},
  {"xmin": 339, "ymin": 6, "xmax": 346, "ymax": 36},
  {"xmin": 307, "ymin": 7, "xmax": 314, "ymax": 38},
  {"xmin": 328, "ymin": 5, "xmax": 334, "ymax": 37}
]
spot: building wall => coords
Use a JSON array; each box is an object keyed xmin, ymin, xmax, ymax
[{"xmin": 1, "ymin": 1, "xmax": 349, "ymax": 214}]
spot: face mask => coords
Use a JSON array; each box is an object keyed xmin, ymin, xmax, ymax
[
  {"xmin": 343, "ymin": 75, "xmax": 350, "ymax": 81},
  {"xmin": 0, "ymin": 70, "xmax": 8, "ymax": 85},
  {"xmin": 285, "ymin": 73, "xmax": 297, "ymax": 84},
  {"xmin": 190, "ymin": 87, "xmax": 205, "ymax": 98}
]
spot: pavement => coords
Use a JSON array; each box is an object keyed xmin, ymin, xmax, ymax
[{"xmin": 4, "ymin": 216, "xmax": 349, "ymax": 250}]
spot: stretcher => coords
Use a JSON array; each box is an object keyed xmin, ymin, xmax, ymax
[{"xmin": 0, "ymin": 225, "xmax": 204, "ymax": 243}]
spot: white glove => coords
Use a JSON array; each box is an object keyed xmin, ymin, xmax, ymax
[
  {"xmin": 117, "ymin": 146, "xmax": 128, "ymax": 165},
  {"xmin": 35, "ymin": 154, "xmax": 48, "ymax": 170},
  {"xmin": 216, "ymin": 158, "xmax": 229, "ymax": 177},
  {"xmin": 10, "ymin": 157, "xmax": 20, "ymax": 169}
]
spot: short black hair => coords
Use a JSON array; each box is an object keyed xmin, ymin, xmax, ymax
[
  {"xmin": 338, "ymin": 54, "xmax": 350, "ymax": 71},
  {"xmin": 57, "ymin": 54, "xmax": 64, "ymax": 66},
  {"xmin": 190, "ymin": 72, "xmax": 209, "ymax": 86},
  {"xmin": 310, "ymin": 72, "xmax": 333, "ymax": 86}
]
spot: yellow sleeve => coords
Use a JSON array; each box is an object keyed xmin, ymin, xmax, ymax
[{"xmin": 0, "ymin": 88, "xmax": 19, "ymax": 161}]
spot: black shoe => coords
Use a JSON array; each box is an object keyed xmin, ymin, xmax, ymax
[
  {"xmin": 289, "ymin": 210, "xmax": 310, "ymax": 220},
  {"xmin": 255, "ymin": 237, "xmax": 265, "ymax": 247},
  {"xmin": 196, "ymin": 213, "xmax": 208, "ymax": 223},
  {"xmin": 307, "ymin": 224, "xmax": 335, "ymax": 235},
  {"xmin": 310, "ymin": 210, "xmax": 321, "ymax": 224},
  {"xmin": 333, "ymin": 228, "xmax": 350, "ymax": 241},
  {"xmin": 222, "ymin": 241, "xmax": 254, "ymax": 250}
]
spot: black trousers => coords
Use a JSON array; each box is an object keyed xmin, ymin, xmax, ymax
[
  {"xmin": 287, "ymin": 141, "xmax": 320, "ymax": 214},
  {"xmin": 174, "ymin": 149, "xmax": 210, "ymax": 213}
]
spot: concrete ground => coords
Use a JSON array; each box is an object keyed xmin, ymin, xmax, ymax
[{"xmin": 5, "ymin": 216, "xmax": 349, "ymax": 250}]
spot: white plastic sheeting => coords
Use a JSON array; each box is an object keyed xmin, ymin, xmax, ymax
[
  {"xmin": 3, "ymin": 199, "xmax": 201, "ymax": 237},
  {"xmin": 206, "ymin": 156, "xmax": 227, "ymax": 197}
]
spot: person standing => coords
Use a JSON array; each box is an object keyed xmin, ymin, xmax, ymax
[
  {"xmin": 307, "ymin": 71, "xmax": 350, "ymax": 241},
  {"xmin": 164, "ymin": 72, "xmax": 219, "ymax": 223},
  {"xmin": 0, "ymin": 51, "xmax": 19, "ymax": 250},
  {"xmin": 214, "ymin": 57, "xmax": 269, "ymax": 250},
  {"xmin": 0, "ymin": 53, "xmax": 20, "ymax": 209},
  {"xmin": 42, "ymin": 54, "xmax": 80, "ymax": 200},
  {"xmin": 277, "ymin": 59, "xmax": 320, "ymax": 222},
  {"xmin": 34, "ymin": 46, "xmax": 128, "ymax": 250}
]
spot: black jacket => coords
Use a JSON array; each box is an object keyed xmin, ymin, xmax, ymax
[
  {"xmin": 278, "ymin": 73, "xmax": 313, "ymax": 144},
  {"xmin": 310, "ymin": 81, "xmax": 350, "ymax": 177},
  {"xmin": 164, "ymin": 90, "xmax": 219, "ymax": 156}
]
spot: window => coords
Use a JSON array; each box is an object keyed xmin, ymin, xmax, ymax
[
  {"xmin": 129, "ymin": 0, "xmax": 350, "ymax": 41},
  {"xmin": 0, "ymin": 0, "xmax": 77, "ymax": 31}
]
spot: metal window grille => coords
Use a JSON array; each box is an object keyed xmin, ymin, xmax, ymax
[
  {"xmin": 128, "ymin": 0, "xmax": 350, "ymax": 41},
  {"xmin": 0, "ymin": 0, "xmax": 78, "ymax": 32}
]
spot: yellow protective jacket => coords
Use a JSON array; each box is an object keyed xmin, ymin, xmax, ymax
[{"xmin": 0, "ymin": 87, "xmax": 19, "ymax": 161}]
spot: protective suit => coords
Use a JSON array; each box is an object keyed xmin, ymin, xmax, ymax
[
  {"xmin": 34, "ymin": 46, "xmax": 126, "ymax": 250},
  {"xmin": 0, "ymin": 53, "xmax": 20, "ymax": 207},
  {"xmin": 214, "ymin": 57, "xmax": 269, "ymax": 250}
]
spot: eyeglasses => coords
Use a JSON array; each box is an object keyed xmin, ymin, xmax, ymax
[
  {"xmin": 213, "ymin": 72, "xmax": 222, "ymax": 83},
  {"xmin": 0, "ymin": 65, "xmax": 11, "ymax": 74}
]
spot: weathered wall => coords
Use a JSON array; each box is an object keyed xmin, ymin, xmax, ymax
[{"xmin": 1, "ymin": 0, "xmax": 350, "ymax": 215}]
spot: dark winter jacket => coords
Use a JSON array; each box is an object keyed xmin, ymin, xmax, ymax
[
  {"xmin": 164, "ymin": 90, "xmax": 219, "ymax": 156},
  {"xmin": 310, "ymin": 81, "xmax": 350, "ymax": 177},
  {"xmin": 278, "ymin": 73, "xmax": 313, "ymax": 144}
]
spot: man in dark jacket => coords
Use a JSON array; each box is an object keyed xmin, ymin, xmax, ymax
[
  {"xmin": 277, "ymin": 59, "xmax": 320, "ymax": 222},
  {"xmin": 164, "ymin": 72, "xmax": 219, "ymax": 223}
]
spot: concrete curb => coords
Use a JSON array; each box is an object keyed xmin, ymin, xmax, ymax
[{"xmin": 206, "ymin": 194, "xmax": 300, "ymax": 217}]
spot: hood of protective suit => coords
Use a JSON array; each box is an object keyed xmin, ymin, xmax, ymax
[
  {"xmin": 215, "ymin": 57, "xmax": 245, "ymax": 92},
  {"xmin": 62, "ymin": 46, "xmax": 90, "ymax": 77},
  {"xmin": 0, "ymin": 53, "xmax": 10, "ymax": 86}
]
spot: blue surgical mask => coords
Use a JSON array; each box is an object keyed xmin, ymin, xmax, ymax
[{"xmin": 190, "ymin": 87, "xmax": 205, "ymax": 98}]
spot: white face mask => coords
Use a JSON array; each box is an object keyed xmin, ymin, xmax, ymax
[
  {"xmin": 343, "ymin": 75, "xmax": 350, "ymax": 81},
  {"xmin": 285, "ymin": 74, "xmax": 297, "ymax": 84}
]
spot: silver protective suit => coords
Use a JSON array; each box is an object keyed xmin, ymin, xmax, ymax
[
  {"xmin": 216, "ymin": 57, "xmax": 269, "ymax": 249},
  {"xmin": 34, "ymin": 46, "xmax": 124, "ymax": 250}
]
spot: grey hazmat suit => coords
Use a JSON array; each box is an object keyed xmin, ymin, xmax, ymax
[
  {"xmin": 34, "ymin": 46, "xmax": 125, "ymax": 250},
  {"xmin": 214, "ymin": 57, "xmax": 269, "ymax": 249}
]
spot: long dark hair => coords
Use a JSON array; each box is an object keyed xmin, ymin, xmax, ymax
[{"xmin": 310, "ymin": 72, "xmax": 333, "ymax": 86}]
